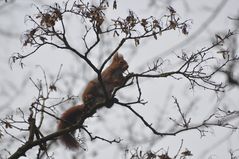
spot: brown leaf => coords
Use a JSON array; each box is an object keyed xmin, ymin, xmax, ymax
[
  {"xmin": 182, "ymin": 26, "xmax": 188, "ymax": 35},
  {"xmin": 135, "ymin": 38, "xmax": 140, "ymax": 46},
  {"xmin": 141, "ymin": 18, "xmax": 148, "ymax": 27},
  {"xmin": 169, "ymin": 21, "xmax": 176, "ymax": 29},
  {"xmin": 153, "ymin": 31, "xmax": 157, "ymax": 40},
  {"xmin": 216, "ymin": 34, "xmax": 223, "ymax": 41},
  {"xmin": 168, "ymin": 6, "xmax": 176, "ymax": 14},
  {"xmin": 181, "ymin": 149, "xmax": 193, "ymax": 156},
  {"xmin": 113, "ymin": 0, "xmax": 117, "ymax": 10},
  {"xmin": 49, "ymin": 84, "xmax": 57, "ymax": 91},
  {"xmin": 5, "ymin": 122, "xmax": 12, "ymax": 129}
]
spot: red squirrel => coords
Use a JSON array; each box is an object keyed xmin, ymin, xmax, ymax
[
  {"xmin": 58, "ymin": 53, "xmax": 129, "ymax": 149},
  {"xmin": 82, "ymin": 53, "xmax": 129, "ymax": 107}
]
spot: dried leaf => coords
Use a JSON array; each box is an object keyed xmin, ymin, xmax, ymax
[
  {"xmin": 153, "ymin": 31, "xmax": 157, "ymax": 40},
  {"xmin": 168, "ymin": 6, "xmax": 176, "ymax": 14},
  {"xmin": 135, "ymin": 38, "xmax": 140, "ymax": 46},
  {"xmin": 153, "ymin": 19, "xmax": 160, "ymax": 28},
  {"xmin": 216, "ymin": 34, "xmax": 223, "ymax": 41},
  {"xmin": 169, "ymin": 21, "xmax": 176, "ymax": 29},
  {"xmin": 29, "ymin": 28, "xmax": 37, "ymax": 37},
  {"xmin": 40, "ymin": 37, "xmax": 47, "ymax": 42},
  {"xmin": 181, "ymin": 149, "xmax": 193, "ymax": 156},
  {"xmin": 141, "ymin": 18, "xmax": 147, "ymax": 27},
  {"xmin": 5, "ymin": 122, "xmax": 12, "ymax": 129},
  {"xmin": 49, "ymin": 84, "xmax": 57, "ymax": 91},
  {"xmin": 182, "ymin": 26, "xmax": 188, "ymax": 35},
  {"xmin": 113, "ymin": 0, "xmax": 117, "ymax": 10},
  {"xmin": 159, "ymin": 154, "xmax": 171, "ymax": 159},
  {"xmin": 113, "ymin": 30, "xmax": 119, "ymax": 37}
]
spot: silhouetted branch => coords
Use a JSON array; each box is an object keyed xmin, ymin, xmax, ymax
[{"xmin": 2, "ymin": 1, "xmax": 239, "ymax": 159}]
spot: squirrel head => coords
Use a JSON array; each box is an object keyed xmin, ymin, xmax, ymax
[{"xmin": 112, "ymin": 52, "xmax": 129, "ymax": 71}]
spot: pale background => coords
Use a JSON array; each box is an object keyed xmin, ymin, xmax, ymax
[{"xmin": 0, "ymin": 0, "xmax": 239, "ymax": 159}]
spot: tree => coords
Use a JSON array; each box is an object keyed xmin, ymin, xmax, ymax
[{"xmin": 1, "ymin": 0, "xmax": 239, "ymax": 159}]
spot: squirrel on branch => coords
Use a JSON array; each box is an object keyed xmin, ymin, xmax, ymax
[{"xmin": 57, "ymin": 53, "xmax": 129, "ymax": 150}]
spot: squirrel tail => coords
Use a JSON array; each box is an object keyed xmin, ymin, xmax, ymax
[
  {"xmin": 58, "ymin": 132, "xmax": 80, "ymax": 150},
  {"xmin": 57, "ymin": 104, "xmax": 85, "ymax": 150}
]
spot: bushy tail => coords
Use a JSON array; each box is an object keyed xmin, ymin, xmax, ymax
[
  {"xmin": 57, "ymin": 104, "xmax": 85, "ymax": 150},
  {"xmin": 58, "ymin": 132, "xmax": 80, "ymax": 150}
]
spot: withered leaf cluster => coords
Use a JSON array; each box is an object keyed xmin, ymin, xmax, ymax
[
  {"xmin": 128, "ymin": 147, "xmax": 193, "ymax": 159},
  {"xmin": 71, "ymin": 1, "xmax": 107, "ymax": 32},
  {"xmin": 37, "ymin": 8, "xmax": 62, "ymax": 28},
  {"xmin": 112, "ymin": 11, "xmax": 162, "ymax": 38},
  {"xmin": 111, "ymin": 6, "xmax": 190, "ymax": 43},
  {"xmin": 22, "ymin": 4, "xmax": 63, "ymax": 46},
  {"xmin": 21, "ymin": 1, "xmax": 190, "ymax": 49}
]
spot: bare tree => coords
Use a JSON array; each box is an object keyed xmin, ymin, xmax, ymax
[{"xmin": 0, "ymin": 0, "xmax": 239, "ymax": 159}]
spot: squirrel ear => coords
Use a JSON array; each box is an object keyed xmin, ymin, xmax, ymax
[
  {"xmin": 113, "ymin": 52, "xmax": 119, "ymax": 61},
  {"xmin": 112, "ymin": 52, "xmax": 124, "ymax": 62}
]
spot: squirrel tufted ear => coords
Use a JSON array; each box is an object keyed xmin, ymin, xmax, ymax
[
  {"xmin": 113, "ymin": 52, "xmax": 123, "ymax": 61},
  {"xmin": 113, "ymin": 52, "xmax": 119, "ymax": 61}
]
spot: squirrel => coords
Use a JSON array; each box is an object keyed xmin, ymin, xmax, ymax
[
  {"xmin": 57, "ymin": 53, "xmax": 129, "ymax": 150},
  {"xmin": 82, "ymin": 53, "xmax": 129, "ymax": 107}
]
